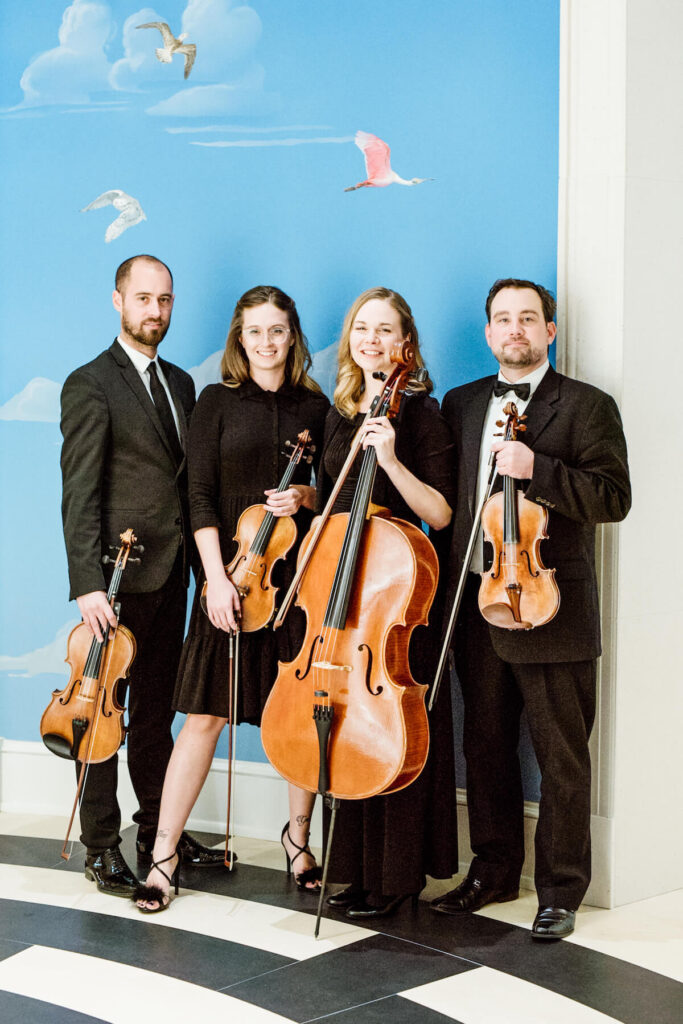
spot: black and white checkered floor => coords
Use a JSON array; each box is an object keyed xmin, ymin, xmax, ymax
[{"xmin": 1, "ymin": 815, "xmax": 681, "ymax": 1024}]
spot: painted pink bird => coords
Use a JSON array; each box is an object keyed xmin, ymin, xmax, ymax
[{"xmin": 344, "ymin": 130, "xmax": 433, "ymax": 191}]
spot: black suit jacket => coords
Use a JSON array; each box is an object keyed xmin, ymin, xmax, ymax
[
  {"xmin": 441, "ymin": 365, "xmax": 631, "ymax": 663},
  {"xmin": 61, "ymin": 340, "xmax": 196, "ymax": 599}
]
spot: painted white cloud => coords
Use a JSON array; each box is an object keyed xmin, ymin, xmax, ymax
[
  {"xmin": 187, "ymin": 342, "xmax": 337, "ymax": 400},
  {"xmin": 166, "ymin": 124, "xmax": 332, "ymax": 135},
  {"xmin": 18, "ymin": 0, "xmax": 115, "ymax": 107},
  {"xmin": 181, "ymin": 0, "xmax": 262, "ymax": 79},
  {"xmin": 189, "ymin": 350, "xmax": 223, "ymax": 394},
  {"xmin": 147, "ymin": 63, "xmax": 277, "ymax": 117},
  {"xmin": 0, "ymin": 378, "xmax": 61, "ymax": 422},
  {"xmin": 310, "ymin": 341, "xmax": 338, "ymax": 401},
  {"xmin": 109, "ymin": 8, "xmax": 174, "ymax": 91},
  {"xmin": 0, "ymin": 620, "xmax": 79, "ymax": 678},
  {"xmin": 192, "ymin": 135, "xmax": 353, "ymax": 148}
]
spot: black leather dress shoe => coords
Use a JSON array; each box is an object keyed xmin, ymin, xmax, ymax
[
  {"xmin": 531, "ymin": 906, "xmax": 575, "ymax": 940},
  {"xmin": 136, "ymin": 831, "xmax": 236, "ymax": 868},
  {"xmin": 326, "ymin": 886, "xmax": 367, "ymax": 909},
  {"xmin": 345, "ymin": 893, "xmax": 418, "ymax": 919},
  {"xmin": 430, "ymin": 876, "xmax": 519, "ymax": 914},
  {"xmin": 85, "ymin": 847, "xmax": 138, "ymax": 897}
]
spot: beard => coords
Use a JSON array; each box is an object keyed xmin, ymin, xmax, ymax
[
  {"xmin": 496, "ymin": 342, "xmax": 546, "ymax": 369},
  {"xmin": 121, "ymin": 311, "xmax": 170, "ymax": 348}
]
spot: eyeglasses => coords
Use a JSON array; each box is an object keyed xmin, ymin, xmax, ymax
[{"xmin": 242, "ymin": 326, "xmax": 291, "ymax": 343}]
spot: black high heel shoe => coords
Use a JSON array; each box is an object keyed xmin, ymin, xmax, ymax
[
  {"xmin": 280, "ymin": 823, "xmax": 322, "ymax": 892},
  {"xmin": 132, "ymin": 851, "xmax": 180, "ymax": 914}
]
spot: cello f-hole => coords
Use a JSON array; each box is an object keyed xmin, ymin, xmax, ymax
[
  {"xmin": 358, "ymin": 643, "xmax": 382, "ymax": 696},
  {"xmin": 295, "ymin": 635, "xmax": 324, "ymax": 681}
]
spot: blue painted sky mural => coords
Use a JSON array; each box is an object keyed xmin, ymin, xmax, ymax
[{"xmin": 0, "ymin": 0, "xmax": 559, "ymax": 780}]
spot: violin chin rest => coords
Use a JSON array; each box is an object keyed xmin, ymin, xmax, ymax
[
  {"xmin": 479, "ymin": 602, "xmax": 533, "ymax": 630},
  {"xmin": 42, "ymin": 734, "xmax": 76, "ymax": 760}
]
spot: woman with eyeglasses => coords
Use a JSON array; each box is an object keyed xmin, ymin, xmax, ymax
[{"xmin": 134, "ymin": 286, "xmax": 329, "ymax": 913}]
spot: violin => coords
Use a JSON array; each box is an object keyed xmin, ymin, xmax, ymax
[
  {"xmin": 40, "ymin": 528, "xmax": 139, "ymax": 858},
  {"xmin": 41, "ymin": 529, "xmax": 137, "ymax": 763},
  {"xmin": 478, "ymin": 402, "xmax": 560, "ymax": 629},
  {"xmin": 261, "ymin": 341, "xmax": 437, "ymax": 804},
  {"xmin": 200, "ymin": 429, "xmax": 315, "ymax": 632},
  {"xmin": 199, "ymin": 430, "xmax": 315, "ymax": 868}
]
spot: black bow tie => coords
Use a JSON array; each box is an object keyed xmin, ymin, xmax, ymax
[{"xmin": 493, "ymin": 381, "xmax": 531, "ymax": 400}]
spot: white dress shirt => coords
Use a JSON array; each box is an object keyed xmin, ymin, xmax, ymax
[
  {"xmin": 117, "ymin": 336, "xmax": 181, "ymax": 436},
  {"xmin": 470, "ymin": 361, "xmax": 550, "ymax": 572}
]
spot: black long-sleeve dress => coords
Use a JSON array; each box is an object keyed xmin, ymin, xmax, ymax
[
  {"xmin": 317, "ymin": 394, "xmax": 459, "ymax": 897},
  {"xmin": 173, "ymin": 379, "xmax": 330, "ymax": 723}
]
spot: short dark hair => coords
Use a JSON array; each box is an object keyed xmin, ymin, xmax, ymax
[
  {"xmin": 486, "ymin": 278, "xmax": 556, "ymax": 323},
  {"xmin": 115, "ymin": 255, "xmax": 173, "ymax": 294}
]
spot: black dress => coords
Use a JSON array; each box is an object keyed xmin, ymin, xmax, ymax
[
  {"xmin": 174, "ymin": 379, "xmax": 330, "ymax": 724},
  {"xmin": 317, "ymin": 394, "xmax": 459, "ymax": 896}
]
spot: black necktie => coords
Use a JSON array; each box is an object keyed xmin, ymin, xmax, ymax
[
  {"xmin": 493, "ymin": 380, "xmax": 531, "ymax": 400},
  {"xmin": 148, "ymin": 361, "xmax": 183, "ymax": 465}
]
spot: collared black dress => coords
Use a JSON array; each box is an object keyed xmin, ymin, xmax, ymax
[
  {"xmin": 317, "ymin": 394, "xmax": 459, "ymax": 897},
  {"xmin": 174, "ymin": 379, "xmax": 330, "ymax": 723}
]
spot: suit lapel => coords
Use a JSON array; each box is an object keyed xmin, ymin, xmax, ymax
[
  {"xmin": 523, "ymin": 364, "xmax": 561, "ymax": 448},
  {"xmin": 463, "ymin": 376, "xmax": 496, "ymax": 514},
  {"xmin": 109, "ymin": 341, "xmax": 179, "ymax": 467}
]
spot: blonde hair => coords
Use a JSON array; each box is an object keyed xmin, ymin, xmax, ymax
[
  {"xmin": 333, "ymin": 287, "xmax": 432, "ymax": 419},
  {"xmin": 221, "ymin": 286, "xmax": 322, "ymax": 393}
]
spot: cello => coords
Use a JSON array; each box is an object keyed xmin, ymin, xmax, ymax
[
  {"xmin": 260, "ymin": 342, "xmax": 439, "ymax": 933},
  {"xmin": 40, "ymin": 528, "xmax": 139, "ymax": 858}
]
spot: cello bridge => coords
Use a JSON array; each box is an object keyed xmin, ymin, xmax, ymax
[{"xmin": 311, "ymin": 660, "xmax": 352, "ymax": 672}]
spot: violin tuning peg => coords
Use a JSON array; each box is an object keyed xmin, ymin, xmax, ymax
[
  {"xmin": 413, "ymin": 368, "xmax": 428, "ymax": 383},
  {"xmin": 309, "ymin": 445, "xmax": 316, "ymax": 454},
  {"xmin": 101, "ymin": 555, "xmax": 114, "ymax": 565},
  {"xmin": 133, "ymin": 544, "xmax": 144, "ymax": 553},
  {"xmin": 284, "ymin": 440, "xmax": 294, "ymax": 449},
  {"xmin": 127, "ymin": 557, "xmax": 141, "ymax": 564},
  {"xmin": 305, "ymin": 455, "xmax": 313, "ymax": 464}
]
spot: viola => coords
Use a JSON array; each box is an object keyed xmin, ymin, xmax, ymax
[
  {"xmin": 40, "ymin": 528, "xmax": 139, "ymax": 858},
  {"xmin": 478, "ymin": 401, "xmax": 560, "ymax": 629},
  {"xmin": 261, "ymin": 342, "xmax": 437, "ymax": 802}
]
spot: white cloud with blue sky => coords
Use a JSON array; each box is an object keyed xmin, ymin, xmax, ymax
[{"xmin": 16, "ymin": 0, "xmax": 275, "ymax": 116}]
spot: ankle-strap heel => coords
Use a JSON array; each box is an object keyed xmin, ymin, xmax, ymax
[{"xmin": 132, "ymin": 851, "xmax": 179, "ymax": 913}]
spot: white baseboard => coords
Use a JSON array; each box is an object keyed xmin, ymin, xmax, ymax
[{"xmin": 0, "ymin": 739, "xmax": 612, "ymax": 907}]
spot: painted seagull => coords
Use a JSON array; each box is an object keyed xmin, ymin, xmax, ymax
[
  {"xmin": 136, "ymin": 21, "xmax": 197, "ymax": 79},
  {"xmin": 81, "ymin": 190, "xmax": 146, "ymax": 243},
  {"xmin": 344, "ymin": 130, "xmax": 433, "ymax": 191}
]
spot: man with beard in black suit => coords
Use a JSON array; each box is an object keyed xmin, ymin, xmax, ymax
[
  {"xmin": 432, "ymin": 279, "xmax": 630, "ymax": 938},
  {"xmin": 60, "ymin": 255, "xmax": 225, "ymax": 896}
]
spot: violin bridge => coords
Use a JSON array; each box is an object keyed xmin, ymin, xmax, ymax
[{"xmin": 311, "ymin": 660, "xmax": 352, "ymax": 672}]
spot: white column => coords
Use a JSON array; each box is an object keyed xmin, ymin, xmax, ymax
[{"xmin": 559, "ymin": 0, "xmax": 683, "ymax": 907}]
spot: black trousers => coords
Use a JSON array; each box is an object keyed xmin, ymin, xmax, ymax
[
  {"xmin": 76, "ymin": 559, "xmax": 186, "ymax": 854},
  {"xmin": 455, "ymin": 576, "xmax": 596, "ymax": 910}
]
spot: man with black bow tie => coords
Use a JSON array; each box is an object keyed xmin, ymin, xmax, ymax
[
  {"xmin": 431, "ymin": 279, "xmax": 631, "ymax": 938},
  {"xmin": 60, "ymin": 255, "xmax": 224, "ymax": 897}
]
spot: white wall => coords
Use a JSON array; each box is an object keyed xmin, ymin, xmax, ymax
[{"xmin": 559, "ymin": 0, "xmax": 683, "ymax": 906}]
